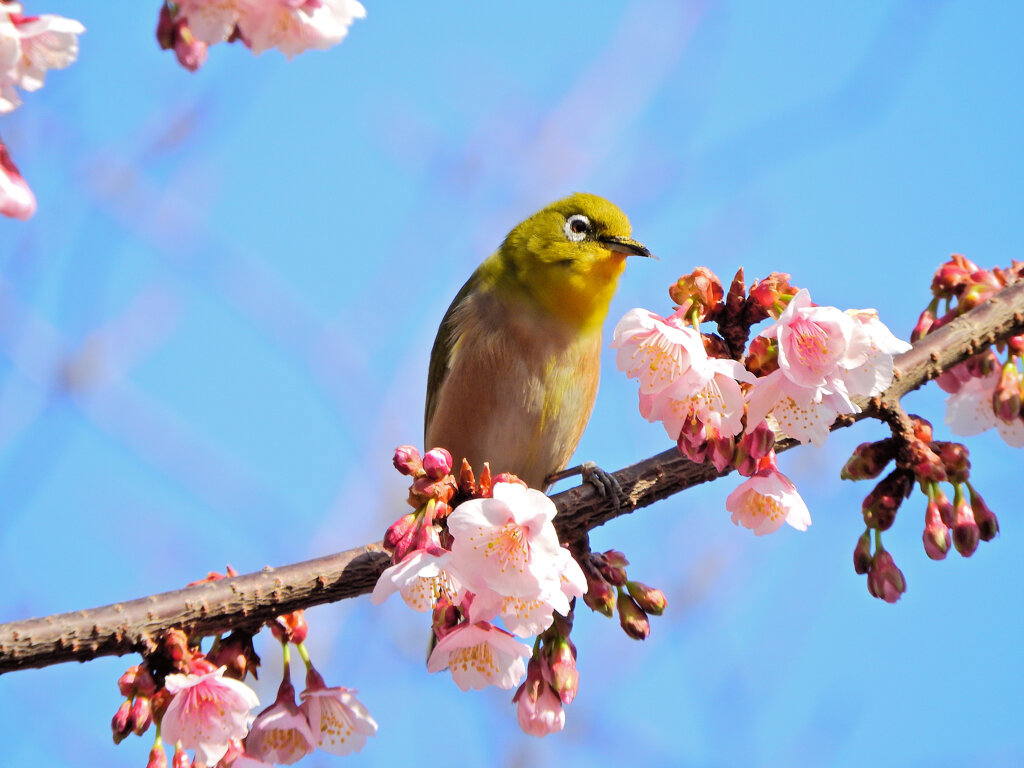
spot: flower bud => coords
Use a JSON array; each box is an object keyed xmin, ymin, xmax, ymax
[
  {"xmin": 840, "ymin": 439, "xmax": 896, "ymax": 481},
  {"xmin": 747, "ymin": 272, "xmax": 796, "ymax": 321},
  {"xmin": 422, "ymin": 447, "xmax": 453, "ymax": 480},
  {"xmin": 1008, "ymin": 335, "xmax": 1024, "ymax": 356},
  {"xmin": 626, "ymin": 581, "xmax": 666, "ymax": 616},
  {"xmin": 118, "ymin": 666, "xmax": 140, "ymax": 698},
  {"xmin": 208, "ymin": 630, "xmax": 260, "ymax": 680},
  {"xmin": 993, "ymin": 363, "xmax": 1022, "ymax": 423},
  {"xmin": 744, "ymin": 336, "xmax": 779, "ymax": 377},
  {"xmin": 149, "ymin": 689, "xmax": 171, "ymax": 722},
  {"xmin": 931, "ymin": 256, "xmax": 971, "ymax": 299},
  {"xmin": 708, "ymin": 434, "xmax": 735, "ymax": 473},
  {"xmin": 129, "ymin": 695, "xmax": 152, "ymax": 736},
  {"xmin": 582, "ymin": 564, "xmax": 616, "ymax": 617},
  {"xmin": 172, "ymin": 745, "xmax": 190, "ymax": 768},
  {"xmin": 959, "ymin": 282, "xmax": 994, "ymax": 312},
  {"xmin": 546, "ymin": 637, "xmax": 579, "ymax": 705},
  {"xmin": 952, "ymin": 495, "xmax": 980, "ymax": 557},
  {"xmin": 853, "ymin": 530, "xmax": 873, "ymax": 575},
  {"xmin": 595, "ymin": 551, "xmax": 628, "ymax": 586},
  {"xmin": 909, "ymin": 415, "xmax": 933, "ymax": 443},
  {"xmin": 111, "ymin": 700, "xmax": 131, "ymax": 744},
  {"xmin": 922, "ymin": 499, "xmax": 950, "ymax": 560},
  {"xmin": 702, "ymin": 333, "xmax": 731, "ymax": 359},
  {"xmin": 616, "ymin": 591, "xmax": 651, "ymax": 640},
  {"xmin": 669, "ymin": 267, "xmax": 724, "ymax": 322},
  {"xmin": 969, "ymin": 489, "xmax": 999, "ymax": 541},
  {"xmin": 161, "ymin": 628, "xmax": 192, "ymax": 670},
  {"xmin": 905, "ymin": 438, "xmax": 947, "ymax": 484},
  {"xmin": 861, "ymin": 469, "xmax": 912, "ymax": 530},
  {"xmin": 935, "ymin": 441, "xmax": 971, "ymax": 484},
  {"xmin": 384, "ymin": 512, "xmax": 418, "ymax": 554},
  {"xmin": 911, "ymin": 308, "xmax": 935, "ymax": 342},
  {"xmin": 393, "ymin": 445, "xmax": 423, "ymax": 476},
  {"xmin": 268, "ymin": 612, "xmax": 308, "ymax": 646},
  {"xmin": 431, "ymin": 594, "xmax": 460, "ymax": 640},
  {"xmin": 146, "ymin": 742, "xmax": 168, "ymax": 768},
  {"xmin": 866, "ymin": 550, "xmax": 906, "ymax": 603},
  {"xmin": 172, "ymin": 22, "xmax": 207, "ymax": 73}
]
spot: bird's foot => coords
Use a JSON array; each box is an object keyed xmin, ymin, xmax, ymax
[{"xmin": 546, "ymin": 461, "xmax": 621, "ymax": 509}]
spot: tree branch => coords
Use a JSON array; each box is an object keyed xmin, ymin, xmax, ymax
[{"xmin": 2, "ymin": 280, "xmax": 1022, "ymax": 675}]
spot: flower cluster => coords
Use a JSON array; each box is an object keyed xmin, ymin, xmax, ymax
[
  {"xmin": 156, "ymin": 0, "xmax": 365, "ymax": 72},
  {"xmin": 377, "ymin": 447, "xmax": 666, "ymax": 736},
  {"xmin": 112, "ymin": 572, "xmax": 375, "ymax": 768},
  {"xmin": 915, "ymin": 254, "xmax": 1024, "ymax": 448},
  {"xmin": 0, "ymin": 1, "xmax": 84, "ymax": 219},
  {"xmin": 611, "ymin": 268, "xmax": 910, "ymax": 538}
]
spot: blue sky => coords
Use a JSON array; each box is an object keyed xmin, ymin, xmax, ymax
[{"xmin": 1, "ymin": 2, "xmax": 1023, "ymax": 767}]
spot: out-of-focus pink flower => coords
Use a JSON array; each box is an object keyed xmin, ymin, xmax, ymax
[
  {"xmin": 725, "ymin": 465, "xmax": 811, "ymax": 536},
  {"xmin": 0, "ymin": 7, "xmax": 84, "ymax": 113},
  {"xmin": 447, "ymin": 482, "xmax": 563, "ymax": 599},
  {"xmin": 245, "ymin": 676, "xmax": 316, "ymax": 765},
  {"xmin": 426, "ymin": 621, "xmax": 531, "ymax": 691},
  {"xmin": 239, "ymin": 0, "xmax": 366, "ymax": 57},
  {"xmin": 0, "ymin": 136, "xmax": 34, "ymax": 219},
  {"xmin": 161, "ymin": 666, "xmax": 259, "ymax": 766},
  {"xmin": 174, "ymin": 0, "xmax": 243, "ymax": 45},
  {"xmin": 611, "ymin": 307, "xmax": 707, "ymax": 395},
  {"xmin": 298, "ymin": 668, "xmax": 377, "ymax": 756},
  {"xmin": 370, "ymin": 549, "xmax": 460, "ymax": 612},
  {"xmin": 513, "ymin": 659, "xmax": 565, "ymax": 737},
  {"xmin": 945, "ymin": 368, "xmax": 1024, "ymax": 447}
]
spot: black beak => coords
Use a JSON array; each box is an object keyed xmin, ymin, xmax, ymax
[{"xmin": 599, "ymin": 235, "xmax": 656, "ymax": 260}]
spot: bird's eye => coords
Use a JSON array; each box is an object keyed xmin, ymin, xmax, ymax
[{"xmin": 563, "ymin": 214, "xmax": 591, "ymax": 242}]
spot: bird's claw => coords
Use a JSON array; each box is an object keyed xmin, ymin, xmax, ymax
[{"xmin": 580, "ymin": 461, "xmax": 621, "ymax": 509}]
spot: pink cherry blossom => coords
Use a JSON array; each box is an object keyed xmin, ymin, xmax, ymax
[
  {"xmin": 0, "ymin": 6, "xmax": 84, "ymax": 114},
  {"xmin": 764, "ymin": 289, "xmax": 869, "ymax": 392},
  {"xmin": 161, "ymin": 666, "xmax": 260, "ymax": 767},
  {"xmin": 513, "ymin": 661, "xmax": 565, "ymax": 737},
  {"xmin": 746, "ymin": 368, "xmax": 855, "ymax": 447},
  {"xmin": 174, "ymin": 0, "xmax": 243, "ymax": 45},
  {"xmin": 426, "ymin": 621, "xmax": 531, "ymax": 691},
  {"xmin": 370, "ymin": 549, "xmax": 461, "ymax": 612},
  {"xmin": 244, "ymin": 676, "xmax": 316, "ymax": 765},
  {"xmin": 611, "ymin": 307, "xmax": 708, "ymax": 395},
  {"xmin": 843, "ymin": 308, "xmax": 912, "ymax": 397},
  {"xmin": 945, "ymin": 368, "xmax": 1024, "ymax": 448},
  {"xmin": 298, "ymin": 668, "xmax": 377, "ymax": 756},
  {"xmin": 638, "ymin": 357, "xmax": 753, "ymax": 441},
  {"xmin": 239, "ymin": 0, "xmax": 366, "ymax": 57},
  {"xmin": 0, "ymin": 139, "xmax": 35, "ymax": 219},
  {"xmin": 725, "ymin": 466, "xmax": 811, "ymax": 536},
  {"xmin": 447, "ymin": 482, "xmax": 564, "ymax": 599}
]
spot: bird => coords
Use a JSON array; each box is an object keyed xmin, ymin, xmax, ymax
[{"xmin": 424, "ymin": 192, "xmax": 652, "ymax": 493}]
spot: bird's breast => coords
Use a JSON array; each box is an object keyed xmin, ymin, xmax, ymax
[{"xmin": 425, "ymin": 291, "xmax": 602, "ymax": 490}]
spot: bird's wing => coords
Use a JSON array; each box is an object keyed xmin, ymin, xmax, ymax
[{"xmin": 424, "ymin": 267, "xmax": 483, "ymax": 436}]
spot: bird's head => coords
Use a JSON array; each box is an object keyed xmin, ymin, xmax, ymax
[{"xmin": 490, "ymin": 192, "xmax": 653, "ymax": 332}]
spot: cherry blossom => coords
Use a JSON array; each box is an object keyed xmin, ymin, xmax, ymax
[
  {"xmin": 0, "ymin": 138, "xmax": 34, "ymax": 219},
  {"xmin": 0, "ymin": 5, "xmax": 84, "ymax": 114},
  {"xmin": 426, "ymin": 621, "xmax": 531, "ymax": 691},
  {"xmin": 241, "ymin": 0, "xmax": 366, "ymax": 57},
  {"xmin": 447, "ymin": 482, "xmax": 564, "ymax": 599},
  {"xmin": 298, "ymin": 668, "xmax": 377, "ymax": 756},
  {"xmin": 173, "ymin": 0, "xmax": 242, "ymax": 45},
  {"xmin": 244, "ymin": 676, "xmax": 316, "ymax": 765},
  {"xmin": 611, "ymin": 307, "xmax": 708, "ymax": 395},
  {"xmin": 746, "ymin": 369, "xmax": 857, "ymax": 447},
  {"xmin": 513, "ymin": 660, "xmax": 565, "ymax": 737},
  {"xmin": 160, "ymin": 666, "xmax": 259, "ymax": 766},
  {"xmin": 726, "ymin": 465, "xmax": 811, "ymax": 536},
  {"xmin": 370, "ymin": 549, "xmax": 461, "ymax": 612},
  {"xmin": 945, "ymin": 368, "xmax": 1024, "ymax": 447}
]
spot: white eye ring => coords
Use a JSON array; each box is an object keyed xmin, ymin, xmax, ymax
[{"xmin": 563, "ymin": 214, "xmax": 591, "ymax": 242}]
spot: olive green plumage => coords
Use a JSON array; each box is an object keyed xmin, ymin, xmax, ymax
[{"xmin": 425, "ymin": 193, "xmax": 651, "ymax": 489}]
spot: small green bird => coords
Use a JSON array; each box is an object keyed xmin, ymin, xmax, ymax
[{"xmin": 424, "ymin": 192, "xmax": 652, "ymax": 491}]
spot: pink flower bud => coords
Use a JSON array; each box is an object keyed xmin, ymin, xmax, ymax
[
  {"xmin": 129, "ymin": 695, "xmax": 152, "ymax": 736},
  {"xmin": 861, "ymin": 469, "xmax": 913, "ymax": 530},
  {"xmin": 1008, "ymin": 335, "xmax": 1024, "ymax": 356},
  {"xmin": 970, "ymin": 489, "xmax": 999, "ymax": 541},
  {"xmin": 616, "ymin": 591, "xmax": 651, "ymax": 640},
  {"xmin": 853, "ymin": 530, "xmax": 873, "ymax": 575},
  {"xmin": 747, "ymin": 272, "xmax": 796, "ymax": 321},
  {"xmin": 906, "ymin": 439, "xmax": 947, "ymax": 484},
  {"xmin": 911, "ymin": 308, "xmax": 935, "ymax": 342},
  {"xmin": 952, "ymin": 495, "xmax": 980, "ymax": 557},
  {"xmin": 840, "ymin": 439, "xmax": 896, "ymax": 481},
  {"xmin": 626, "ymin": 581, "xmax": 667, "ymax": 616},
  {"xmin": 669, "ymin": 267, "xmax": 724, "ymax": 322},
  {"xmin": 910, "ymin": 415, "xmax": 934, "ymax": 443},
  {"xmin": 393, "ymin": 445, "xmax": 423, "ymax": 476},
  {"xmin": 172, "ymin": 745, "xmax": 189, "ymax": 768},
  {"xmin": 546, "ymin": 638, "xmax": 579, "ymax": 705},
  {"xmin": 931, "ymin": 257, "xmax": 971, "ymax": 299},
  {"xmin": 582, "ymin": 564, "xmax": 616, "ymax": 617},
  {"xmin": 866, "ymin": 550, "xmax": 906, "ymax": 603},
  {"xmin": 431, "ymin": 594, "xmax": 460, "ymax": 641},
  {"xmin": 595, "ymin": 551, "xmax": 628, "ymax": 586},
  {"xmin": 922, "ymin": 499, "xmax": 950, "ymax": 560},
  {"xmin": 111, "ymin": 700, "xmax": 132, "ymax": 744},
  {"xmin": 422, "ymin": 447, "xmax": 453, "ymax": 480},
  {"xmin": 993, "ymin": 363, "xmax": 1022, "ymax": 423},
  {"xmin": 118, "ymin": 666, "xmax": 140, "ymax": 698},
  {"xmin": 384, "ymin": 512, "xmax": 418, "ymax": 553},
  {"xmin": 146, "ymin": 742, "xmax": 168, "ymax": 768},
  {"xmin": 935, "ymin": 441, "xmax": 971, "ymax": 484},
  {"xmin": 708, "ymin": 435, "xmax": 735, "ymax": 472},
  {"xmin": 744, "ymin": 336, "xmax": 779, "ymax": 377}
]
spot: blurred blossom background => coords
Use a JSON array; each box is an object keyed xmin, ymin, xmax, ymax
[{"xmin": 2, "ymin": 2, "xmax": 1023, "ymax": 766}]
